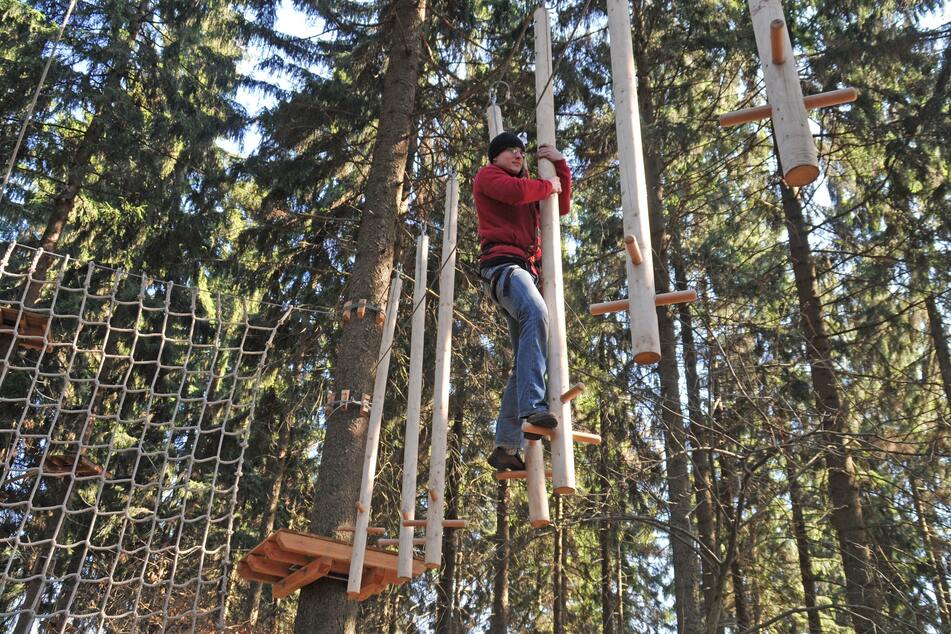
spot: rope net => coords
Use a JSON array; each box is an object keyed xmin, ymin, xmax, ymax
[{"xmin": 0, "ymin": 242, "xmax": 285, "ymax": 632}]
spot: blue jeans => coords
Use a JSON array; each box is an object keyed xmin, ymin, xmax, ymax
[{"xmin": 481, "ymin": 263, "xmax": 550, "ymax": 451}]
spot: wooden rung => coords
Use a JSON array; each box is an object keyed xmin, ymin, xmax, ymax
[
  {"xmin": 623, "ymin": 235, "xmax": 643, "ymax": 265},
  {"xmin": 342, "ymin": 301, "xmax": 352, "ymax": 323},
  {"xmin": 356, "ymin": 299, "xmax": 367, "ymax": 319},
  {"xmin": 273, "ymin": 556, "xmax": 333, "ymax": 599},
  {"xmin": 560, "ymin": 382, "xmax": 585, "ymax": 403},
  {"xmin": 522, "ymin": 422, "xmax": 554, "ymax": 438},
  {"xmin": 770, "ymin": 19, "xmax": 785, "ymax": 64},
  {"xmin": 573, "ymin": 431, "xmax": 602, "ymax": 445},
  {"xmin": 655, "ymin": 290, "xmax": 698, "ymax": 307},
  {"xmin": 377, "ymin": 538, "xmax": 425, "ymax": 547},
  {"xmin": 495, "ymin": 469, "xmax": 552, "ymax": 481},
  {"xmin": 589, "ymin": 289, "xmax": 698, "ymax": 316},
  {"xmin": 341, "ymin": 388, "xmax": 350, "ymax": 410},
  {"xmin": 355, "ymin": 501, "xmax": 366, "ymax": 513},
  {"xmin": 718, "ymin": 88, "xmax": 859, "ymax": 127},
  {"xmin": 401, "ymin": 519, "xmax": 467, "ymax": 528},
  {"xmin": 428, "ymin": 488, "xmax": 438, "ymax": 502},
  {"xmin": 804, "ymin": 87, "xmax": 859, "ymax": 110},
  {"xmin": 339, "ymin": 525, "xmax": 385, "ymax": 535}
]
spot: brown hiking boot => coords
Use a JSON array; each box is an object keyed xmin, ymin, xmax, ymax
[
  {"xmin": 488, "ymin": 447, "xmax": 526, "ymax": 471},
  {"xmin": 523, "ymin": 410, "xmax": 558, "ymax": 440}
]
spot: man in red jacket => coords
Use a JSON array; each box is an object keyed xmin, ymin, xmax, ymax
[{"xmin": 474, "ymin": 131, "xmax": 571, "ymax": 471}]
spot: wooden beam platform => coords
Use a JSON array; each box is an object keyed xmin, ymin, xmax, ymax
[
  {"xmin": 44, "ymin": 453, "xmax": 107, "ymax": 478},
  {"xmin": 236, "ymin": 529, "xmax": 426, "ymax": 602},
  {"xmin": 0, "ymin": 306, "xmax": 51, "ymax": 351}
]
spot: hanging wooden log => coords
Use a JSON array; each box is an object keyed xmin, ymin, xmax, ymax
[
  {"xmin": 749, "ymin": 0, "xmax": 818, "ymax": 186},
  {"xmin": 606, "ymin": 0, "xmax": 662, "ymax": 365},
  {"xmin": 535, "ymin": 5, "xmax": 576, "ymax": 497},
  {"xmin": 345, "ymin": 272, "xmax": 403, "ymax": 598},
  {"xmin": 424, "ymin": 173, "xmax": 460, "ymax": 569},
  {"xmin": 397, "ymin": 231, "xmax": 429, "ymax": 581}
]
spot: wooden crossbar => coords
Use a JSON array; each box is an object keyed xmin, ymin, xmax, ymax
[
  {"xmin": 378, "ymin": 538, "xmax": 425, "ymax": 547},
  {"xmin": 402, "ymin": 519, "xmax": 466, "ymax": 528},
  {"xmin": 718, "ymin": 88, "xmax": 859, "ymax": 127},
  {"xmin": 339, "ymin": 525, "xmax": 386, "ymax": 535},
  {"xmin": 560, "ymin": 382, "xmax": 585, "ymax": 403},
  {"xmin": 590, "ymin": 289, "xmax": 698, "ymax": 316},
  {"xmin": 495, "ymin": 469, "xmax": 553, "ymax": 481},
  {"xmin": 521, "ymin": 422, "xmax": 602, "ymax": 446}
]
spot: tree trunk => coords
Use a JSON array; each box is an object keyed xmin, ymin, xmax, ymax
[
  {"xmin": 717, "ymin": 424, "xmax": 749, "ymax": 633},
  {"xmin": 292, "ymin": 1, "xmax": 427, "ymax": 631},
  {"xmin": 489, "ymin": 480, "xmax": 510, "ymax": 634},
  {"xmin": 673, "ymin": 251, "xmax": 719, "ymax": 626},
  {"xmin": 925, "ymin": 293, "xmax": 951, "ymax": 409},
  {"xmin": 248, "ymin": 416, "xmax": 295, "ymax": 627},
  {"xmin": 435, "ymin": 395, "xmax": 464, "ymax": 633},
  {"xmin": 23, "ymin": 0, "xmax": 150, "ymax": 306},
  {"xmin": 779, "ymin": 177, "xmax": 884, "ymax": 633},
  {"xmin": 786, "ymin": 455, "xmax": 823, "ymax": 634},
  {"xmin": 909, "ymin": 475, "xmax": 951, "ymax": 630},
  {"xmin": 641, "ymin": 84, "xmax": 702, "ymax": 632},
  {"xmin": 597, "ymin": 397, "xmax": 616, "ymax": 634}
]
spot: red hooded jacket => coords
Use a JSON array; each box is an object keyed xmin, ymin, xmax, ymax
[{"xmin": 473, "ymin": 159, "xmax": 571, "ymax": 269}]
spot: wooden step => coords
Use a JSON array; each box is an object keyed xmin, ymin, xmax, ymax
[
  {"xmin": 401, "ymin": 519, "xmax": 466, "ymax": 528},
  {"xmin": 521, "ymin": 423, "xmax": 602, "ymax": 445}
]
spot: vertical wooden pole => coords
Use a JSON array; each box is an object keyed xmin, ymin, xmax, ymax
[
  {"xmin": 346, "ymin": 271, "xmax": 403, "ymax": 597},
  {"xmin": 534, "ymin": 5, "xmax": 575, "ymax": 496},
  {"xmin": 749, "ymin": 0, "xmax": 818, "ymax": 186},
  {"xmin": 487, "ymin": 104, "xmax": 504, "ymax": 140},
  {"xmin": 397, "ymin": 232, "xmax": 429, "ymax": 581},
  {"xmin": 606, "ymin": 0, "xmax": 661, "ymax": 365},
  {"xmin": 424, "ymin": 173, "xmax": 459, "ymax": 569}
]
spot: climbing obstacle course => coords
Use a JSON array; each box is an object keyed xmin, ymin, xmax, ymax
[{"xmin": 0, "ymin": 242, "xmax": 285, "ymax": 631}]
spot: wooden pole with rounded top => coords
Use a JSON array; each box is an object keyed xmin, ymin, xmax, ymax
[
  {"xmin": 484, "ymin": 101, "xmax": 551, "ymax": 526},
  {"xmin": 606, "ymin": 0, "xmax": 661, "ymax": 365},
  {"xmin": 487, "ymin": 103, "xmax": 504, "ymax": 140},
  {"xmin": 346, "ymin": 270, "xmax": 403, "ymax": 598},
  {"xmin": 397, "ymin": 231, "xmax": 428, "ymax": 581},
  {"xmin": 749, "ymin": 0, "xmax": 818, "ymax": 186},
  {"xmin": 534, "ymin": 5, "xmax": 575, "ymax": 496},
  {"xmin": 424, "ymin": 172, "xmax": 459, "ymax": 568}
]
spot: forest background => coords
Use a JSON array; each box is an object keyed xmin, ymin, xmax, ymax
[{"xmin": 1, "ymin": 0, "xmax": 949, "ymax": 631}]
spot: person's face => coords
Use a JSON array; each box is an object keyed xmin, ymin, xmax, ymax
[{"xmin": 492, "ymin": 146, "xmax": 525, "ymax": 175}]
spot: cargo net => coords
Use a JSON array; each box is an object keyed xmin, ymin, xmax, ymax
[{"xmin": 0, "ymin": 242, "xmax": 285, "ymax": 632}]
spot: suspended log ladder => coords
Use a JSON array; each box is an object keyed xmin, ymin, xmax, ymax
[{"xmin": 717, "ymin": 0, "xmax": 858, "ymax": 186}]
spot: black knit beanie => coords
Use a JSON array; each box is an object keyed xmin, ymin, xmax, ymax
[{"xmin": 488, "ymin": 132, "xmax": 526, "ymax": 162}]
